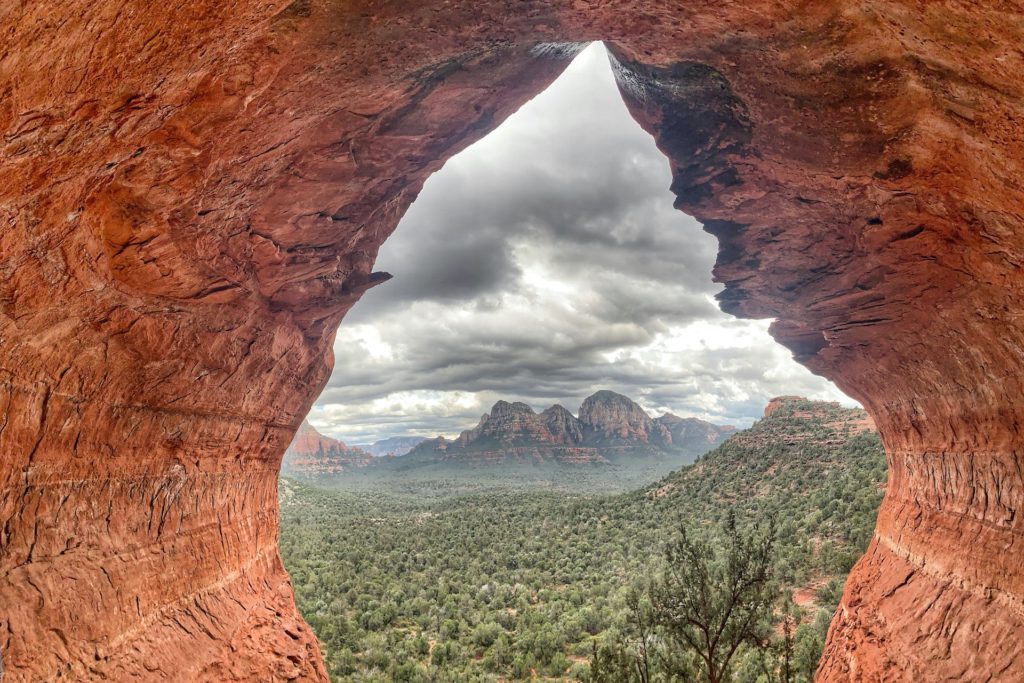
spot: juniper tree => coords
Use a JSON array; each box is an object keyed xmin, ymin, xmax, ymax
[{"xmin": 650, "ymin": 511, "xmax": 777, "ymax": 683}]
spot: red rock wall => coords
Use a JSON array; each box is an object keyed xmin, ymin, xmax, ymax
[{"xmin": 1, "ymin": 1, "xmax": 1022, "ymax": 680}]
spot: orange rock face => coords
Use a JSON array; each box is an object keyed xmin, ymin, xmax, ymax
[
  {"xmin": 1, "ymin": 2, "xmax": 1022, "ymax": 681},
  {"xmin": 282, "ymin": 420, "xmax": 373, "ymax": 476}
]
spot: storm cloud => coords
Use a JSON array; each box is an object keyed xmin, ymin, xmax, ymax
[{"xmin": 309, "ymin": 43, "xmax": 854, "ymax": 444}]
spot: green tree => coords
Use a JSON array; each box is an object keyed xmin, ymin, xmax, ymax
[
  {"xmin": 759, "ymin": 614, "xmax": 795, "ymax": 683},
  {"xmin": 587, "ymin": 640, "xmax": 638, "ymax": 683},
  {"xmin": 650, "ymin": 511, "xmax": 777, "ymax": 683}
]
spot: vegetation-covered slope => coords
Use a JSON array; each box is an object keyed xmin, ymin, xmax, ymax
[
  {"xmin": 647, "ymin": 397, "xmax": 885, "ymax": 584},
  {"xmin": 278, "ymin": 398, "xmax": 886, "ymax": 681}
]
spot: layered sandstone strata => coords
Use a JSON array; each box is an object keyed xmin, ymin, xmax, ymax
[{"xmin": 1, "ymin": 1, "xmax": 1022, "ymax": 681}]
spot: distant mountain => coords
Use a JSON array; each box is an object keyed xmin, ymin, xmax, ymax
[
  {"xmin": 400, "ymin": 390, "xmax": 735, "ymax": 468},
  {"xmin": 282, "ymin": 421, "xmax": 373, "ymax": 477},
  {"xmin": 355, "ymin": 436, "xmax": 429, "ymax": 458}
]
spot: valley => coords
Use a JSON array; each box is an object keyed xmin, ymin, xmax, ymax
[{"xmin": 279, "ymin": 397, "xmax": 886, "ymax": 681}]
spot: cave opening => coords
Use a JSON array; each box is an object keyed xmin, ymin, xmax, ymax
[
  {"xmin": 278, "ymin": 42, "xmax": 881, "ymax": 682},
  {"xmin": 294, "ymin": 42, "xmax": 855, "ymax": 455}
]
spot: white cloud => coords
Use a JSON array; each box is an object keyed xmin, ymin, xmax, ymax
[{"xmin": 313, "ymin": 43, "xmax": 856, "ymax": 443}]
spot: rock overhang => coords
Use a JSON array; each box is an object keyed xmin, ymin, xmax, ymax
[{"xmin": 1, "ymin": 2, "xmax": 1023, "ymax": 680}]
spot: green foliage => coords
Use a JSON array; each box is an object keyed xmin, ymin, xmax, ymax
[
  {"xmin": 650, "ymin": 512, "xmax": 776, "ymax": 683},
  {"xmin": 588, "ymin": 639, "xmax": 645, "ymax": 683},
  {"xmin": 279, "ymin": 403, "xmax": 886, "ymax": 681}
]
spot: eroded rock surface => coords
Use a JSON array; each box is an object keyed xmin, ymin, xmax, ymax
[{"xmin": 1, "ymin": 1, "xmax": 1022, "ymax": 681}]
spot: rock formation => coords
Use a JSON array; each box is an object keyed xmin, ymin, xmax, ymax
[
  {"xmin": 404, "ymin": 390, "xmax": 731, "ymax": 466},
  {"xmin": 764, "ymin": 396, "xmax": 809, "ymax": 418},
  {"xmin": 458, "ymin": 400, "xmax": 560, "ymax": 449},
  {"xmin": 541, "ymin": 404, "xmax": 586, "ymax": 446},
  {"xmin": 281, "ymin": 420, "xmax": 373, "ymax": 477},
  {"xmin": 1, "ymin": 1, "xmax": 1023, "ymax": 681},
  {"xmin": 743, "ymin": 396, "xmax": 877, "ymax": 444},
  {"xmin": 579, "ymin": 389, "xmax": 672, "ymax": 447},
  {"xmin": 657, "ymin": 413, "xmax": 739, "ymax": 452}
]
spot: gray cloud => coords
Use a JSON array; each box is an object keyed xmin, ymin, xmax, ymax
[{"xmin": 312, "ymin": 43, "xmax": 853, "ymax": 444}]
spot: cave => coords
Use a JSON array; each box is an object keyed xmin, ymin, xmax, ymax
[{"xmin": 1, "ymin": 2, "xmax": 1022, "ymax": 681}]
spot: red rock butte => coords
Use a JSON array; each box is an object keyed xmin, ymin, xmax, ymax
[{"xmin": 1, "ymin": 2, "xmax": 1022, "ymax": 681}]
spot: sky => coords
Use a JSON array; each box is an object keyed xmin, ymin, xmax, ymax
[{"xmin": 307, "ymin": 43, "xmax": 854, "ymax": 444}]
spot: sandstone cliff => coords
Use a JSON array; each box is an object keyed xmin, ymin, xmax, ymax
[
  {"xmin": 282, "ymin": 420, "xmax": 374, "ymax": 477},
  {"xmin": 579, "ymin": 389, "xmax": 673, "ymax": 447},
  {"xmin": 2, "ymin": 2, "xmax": 1023, "ymax": 681},
  {"xmin": 404, "ymin": 390, "xmax": 733, "ymax": 468}
]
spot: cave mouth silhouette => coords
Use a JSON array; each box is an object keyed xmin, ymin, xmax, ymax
[
  {"xmin": 278, "ymin": 42, "xmax": 877, "ymax": 682},
  {"xmin": 300, "ymin": 41, "xmax": 856, "ymax": 449}
]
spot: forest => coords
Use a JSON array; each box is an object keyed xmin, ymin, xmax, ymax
[{"xmin": 279, "ymin": 399, "xmax": 887, "ymax": 681}]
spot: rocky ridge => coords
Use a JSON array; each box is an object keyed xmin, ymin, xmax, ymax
[
  {"xmin": 648, "ymin": 397, "xmax": 886, "ymax": 625},
  {"xmin": 404, "ymin": 390, "xmax": 734, "ymax": 467}
]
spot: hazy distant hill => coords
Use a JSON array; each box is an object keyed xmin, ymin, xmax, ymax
[
  {"xmin": 354, "ymin": 436, "xmax": 428, "ymax": 458},
  {"xmin": 281, "ymin": 421, "xmax": 374, "ymax": 477}
]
